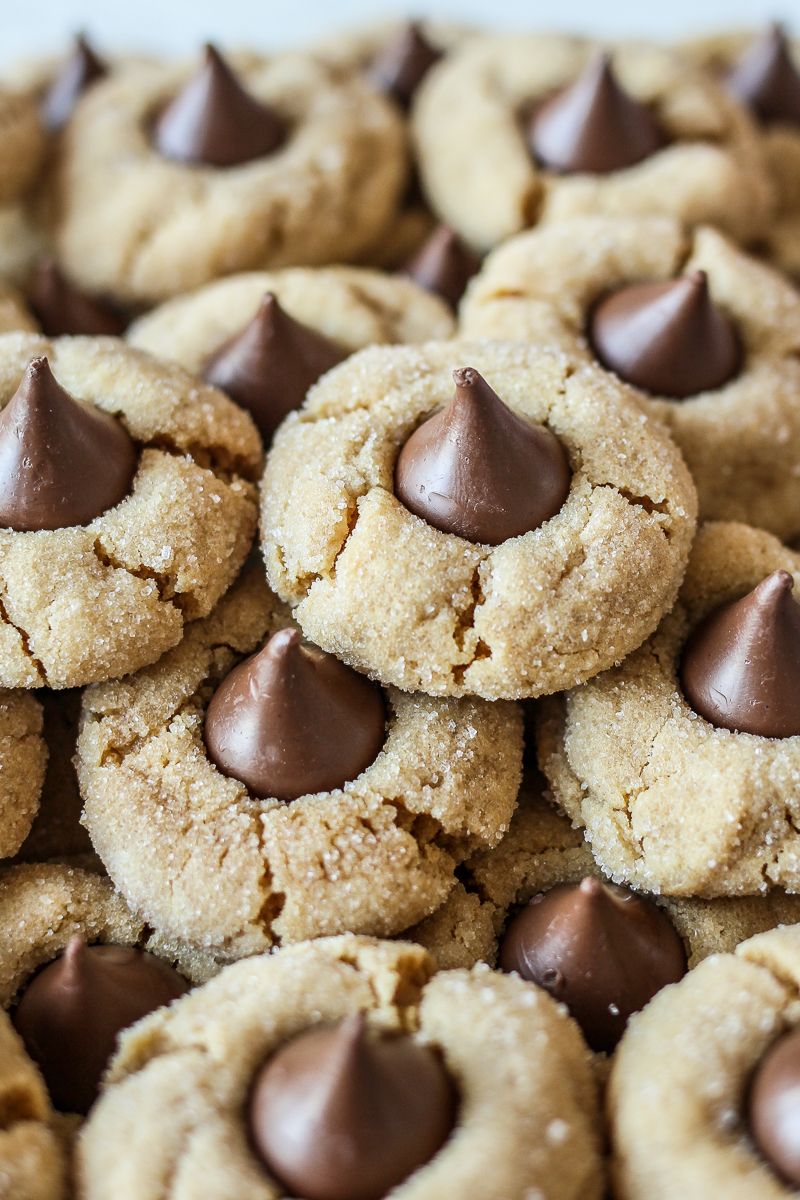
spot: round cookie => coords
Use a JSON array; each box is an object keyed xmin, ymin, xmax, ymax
[
  {"xmin": 0, "ymin": 332, "xmax": 260, "ymax": 689},
  {"xmin": 76, "ymin": 564, "xmax": 523, "ymax": 960},
  {"xmin": 537, "ymin": 520, "xmax": 800, "ymax": 897},
  {"xmin": 261, "ymin": 339, "xmax": 697, "ymax": 700},
  {"xmin": 609, "ymin": 924, "xmax": 800, "ymax": 1199},
  {"xmin": 0, "ymin": 205, "xmax": 49, "ymax": 289},
  {"xmin": 683, "ymin": 27, "xmax": 800, "ymax": 278},
  {"xmin": 0, "ymin": 284, "xmax": 36, "ymax": 334},
  {"xmin": 76, "ymin": 935, "xmax": 604, "ymax": 1200},
  {"xmin": 0, "ymin": 689, "xmax": 46, "ymax": 860},
  {"xmin": 53, "ymin": 49, "xmax": 407, "ymax": 305},
  {"xmin": 0, "ymin": 1009, "xmax": 66, "ymax": 1200},
  {"xmin": 460, "ymin": 218, "xmax": 800, "ymax": 540},
  {"xmin": 412, "ymin": 34, "xmax": 772, "ymax": 253},
  {"xmin": 0, "ymin": 87, "xmax": 45, "ymax": 205},
  {"xmin": 126, "ymin": 264, "xmax": 455, "ymax": 380}
]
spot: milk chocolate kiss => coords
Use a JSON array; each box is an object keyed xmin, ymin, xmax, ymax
[
  {"xmin": 203, "ymin": 292, "xmax": 345, "ymax": 440},
  {"xmin": 13, "ymin": 936, "xmax": 188, "ymax": 1114},
  {"xmin": 204, "ymin": 628, "xmax": 386, "ymax": 802},
  {"xmin": 749, "ymin": 1027, "xmax": 800, "ymax": 1187},
  {"xmin": 394, "ymin": 367, "xmax": 570, "ymax": 545},
  {"xmin": 680, "ymin": 570, "xmax": 800, "ymax": 738},
  {"xmin": 589, "ymin": 270, "xmax": 741, "ymax": 398},
  {"xmin": 0, "ymin": 357, "xmax": 136, "ymax": 532},
  {"xmin": 528, "ymin": 52, "xmax": 665, "ymax": 175},
  {"xmin": 728, "ymin": 25, "xmax": 800, "ymax": 127},
  {"xmin": 499, "ymin": 877, "xmax": 687, "ymax": 1052},
  {"xmin": 367, "ymin": 22, "xmax": 442, "ymax": 109},
  {"xmin": 153, "ymin": 44, "xmax": 286, "ymax": 167},
  {"xmin": 402, "ymin": 225, "xmax": 481, "ymax": 308},
  {"xmin": 249, "ymin": 1014, "xmax": 456, "ymax": 1200},
  {"xmin": 29, "ymin": 259, "xmax": 126, "ymax": 337},
  {"xmin": 41, "ymin": 33, "xmax": 107, "ymax": 131}
]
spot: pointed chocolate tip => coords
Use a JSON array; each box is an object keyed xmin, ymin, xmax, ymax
[
  {"xmin": 368, "ymin": 20, "xmax": 442, "ymax": 109},
  {"xmin": 528, "ymin": 51, "xmax": 665, "ymax": 175},
  {"xmin": 28, "ymin": 258, "xmax": 126, "ymax": 337},
  {"xmin": 62, "ymin": 934, "xmax": 87, "ymax": 968},
  {"xmin": 728, "ymin": 23, "xmax": 800, "ymax": 126},
  {"xmin": 681, "ymin": 570, "xmax": 800, "ymax": 738},
  {"xmin": 41, "ymin": 30, "xmax": 108, "ymax": 130},
  {"xmin": 153, "ymin": 42, "xmax": 287, "ymax": 168},
  {"xmin": 579, "ymin": 875, "xmax": 604, "ymax": 897},
  {"xmin": 402, "ymin": 225, "xmax": 480, "ymax": 309}
]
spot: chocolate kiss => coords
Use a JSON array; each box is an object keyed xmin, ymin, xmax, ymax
[
  {"xmin": 528, "ymin": 51, "xmax": 665, "ymax": 175},
  {"xmin": 680, "ymin": 570, "xmax": 800, "ymax": 738},
  {"xmin": 394, "ymin": 366, "xmax": 571, "ymax": 545},
  {"xmin": 589, "ymin": 270, "xmax": 741, "ymax": 398},
  {"xmin": 499, "ymin": 877, "xmax": 687, "ymax": 1052},
  {"xmin": 203, "ymin": 292, "xmax": 345, "ymax": 441},
  {"xmin": 40, "ymin": 33, "xmax": 107, "ymax": 131},
  {"xmin": 153, "ymin": 43, "xmax": 287, "ymax": 168},
  {"xmin": 0, "ymin": 357, "xmax": 136, "ymax": 532},
  {"xmin": 249, "ymin": 1013, "xmax": 456, "ymax": 1200},
  {"xmin": 28, "ymin": 259, "xmax": 126, "ymax": 337},
  {"xmin": 402, "ymin": 225, "xmax": 481, "ymax": 309},
  {"xmin": 749, "ymin": 1027, "xmax": 800, "ymax": 1187},
  {"xmin": 367, "ymin": 21, "xmax": 443, "ymax": 110},
  {"xmin": 204, "ymin": 628, "xmax": 386, "ymax": 802},
  {"xmin": 728, "ymin": 25, "xmax": 800, "ymax": 127},
  {"xmin": 13, "ymin": 936, "xmax": 188, "ymax": 1114}
]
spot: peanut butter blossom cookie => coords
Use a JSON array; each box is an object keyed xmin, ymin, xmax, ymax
[
  {"xmin": 0, "ymin": 688, "xmax": 46, "ymax": 860},
  {"xmin": 412, "ymin": 35, "xmax": 771, "ymax": 252},
  {"xmin": 77, "ymin": 936, "xmax": 604, "ymax": 1200},
  {"xmin": 126, "ymin": 265, "xmax": 455, "ymax": 441},
  {"xmin": 261, "ymin": 339, "xmax": 697, "ymax": 699},
  {"xmin": 0, "ymin": 332, "xmax": 260, "ymax": 688},
  {"xmin": 610, "ymin": 924, "xmax": 800, "ymax": 1198},
  {"xmin": 537, "ymin": 520, "xmax": 800, "ymax": 897},
  {"xmin": 53, "ymin": 44, "xmax": 407, "ymax": 305},
  {"xmin": 0, "ymin": 1009, "xmax": 66, "ymax": 1200},
  {"xmin": 461, "ymin": 217, "xmax": 800, "ymax": 540},
  {"xmin": 76, "ymin": 565, "xmax": 522, "ymax": 959}
]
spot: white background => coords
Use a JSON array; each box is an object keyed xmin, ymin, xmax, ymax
[{"xmin": 1, "ymin": 0, "xmax": 799, "ymax": 66}]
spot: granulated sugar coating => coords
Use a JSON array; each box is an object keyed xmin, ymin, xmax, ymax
[{"xmin": 261, "ymin": 339, "xmax": 697, "ymax": 699}]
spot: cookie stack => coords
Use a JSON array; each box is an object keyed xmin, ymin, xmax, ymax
[{"xmin": 0, "ymin": 18, "xmax": 799, "ymax": 1200}]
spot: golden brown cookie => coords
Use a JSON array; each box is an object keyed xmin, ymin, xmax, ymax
[
  {"xmin": 0, "ymin": 1009, "xmax": 66, "ymax": 1200},
  {"xmin": 610, "ymin": 925, "xmax": 800, "ymax": 1199},
  {"xmin": 0, "ymin": 87, "xmax": 45, "ymax": 205},
  {"xmin": 460, "ymin": 218, "xmax": 800, "ymax": 540},
  {"xmin": 261, "ymin": 339, "xmax": 697, "ymax": 700},
  {"xmin": 53, "ymin": 52, "xmax": 407, "ymax": 305},
  {"xmin": 0, "ymin": 689, "xmax": 46, "ymax": 861},
  {"xmin": 0, "ymin": 205, "xmax": 49, "ymax": 289},
  {"xmin": 0, "ymin": 284, "xmax": 36, "ymax": 334},
  {"xmin": 77, "ymin": 565, "xmax": 523, "ymax": 960},
  {"xmin": 77, "ymin": 936, "xmax": 604, "ymax": 1200},
  {"xmin": 413, "ymin": 35, "xmax": 771, "ymax": 252},
  {"xmin": 0, "ymin": 333, "xmax": 260, "ymax": 688},
  {"xmin": 537, "ymin": 521, "xmax": 800, "ymax": 897}
]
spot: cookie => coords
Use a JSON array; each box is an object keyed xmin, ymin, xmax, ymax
[
  {"xmin": 610, "ymin": 924, "xmax": 800, "ymax": 1198},
  {"xmin": 684, "ymin": 26, "xmax": 800, "ymax": 278},
  {"xmin": 76, "ymin": 935, "xmax": 604, "ymax": 1200},
  {"xmin": 0, "ymin": 205, "xmax": 49, "ymax": 289},
  {"xmin": 0, "ymin": 283, "xmax": 36, "ymax": 334},
  {"xmin": 76, "ymin": 563, "xmax": 522, "ymax": 960},
  {"xmin": 53, "ymin": 47, "xmax": 407, "ymax": 305},
  {"xmin": 0, "ymin": 87, "xmax": 45, "ymax": 205},
  {"xmin": 0, "ymin": 332, "xmax": 260, "ymax": 688},
  {"xmin": 0, "ymin": 1009, "xmax": 66, "ymax": 1200},
  {"xmin": 261, "ymin": 339, "xmax": 697, "ymax": 700},
  {"xmin": 537, "ymin": 520, "xmax": 800, "ymax": 897},
  {"xmin": 412, "ymin": 35, "xmax": 771, "ymax": 253},
  {"xmin": 0, "ymin": 688, "xmax": 46, "ymax": 860}
]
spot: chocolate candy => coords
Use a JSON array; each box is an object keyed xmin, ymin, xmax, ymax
[
  {"xmin": 0, "ymin": 356, "xmax": 136, "ymax": 532},
  {"xmin": 203, "ymin": 292, "xmax": 345, "ymax": 440},
  {"xmin": 589, "ymin": 270, "xmax": 741, "ymax": 398},
  {"xmin": 499, "ymin": 877, "xmax": 687, "ymax": 1052},
  {"xmin": 13, "ymin": 936, "xmax": 188, "ymax": 1114},
  {"xmin": 394, "ymin": 366, "xmax": 570, "ymax": 545},
  {"xmin": 528, "ymin": 52, "xmax": 665, "ymax": 175},
  {"xmin": 28, "ymin": 259, "xmax": 126, "ymax": 337},
  {"xmin": 249, "ymin": 1013, "xmax": 456, "ymax": 1200},
  {"xmin": 402, "ymin": 225, "xmax": 481, "ymax": 309},
  {"xmin": 40, "ymin": 33, "xmax": 107, "ymax": 131},
  {"xmin": 367, "ymin": 22, "xmax": 442, "ymax": 110},
  {"xmin": 204, "ymin": 627, "xmax": 386, "ymax": 801},
  {"xmin": 153, "ymin": 44, "xmax": 286, "ymax": 168},
  {"xmin": 749, "ymin": 1026, "xmax": 800, "ymax": 1187},
  {"xmin": 728, "ymin": 25, "xmax": 800, "ymax": 127},
  {"xmin": 680, "ymin": 570, "xmax": 800, "ymax": 738}
]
